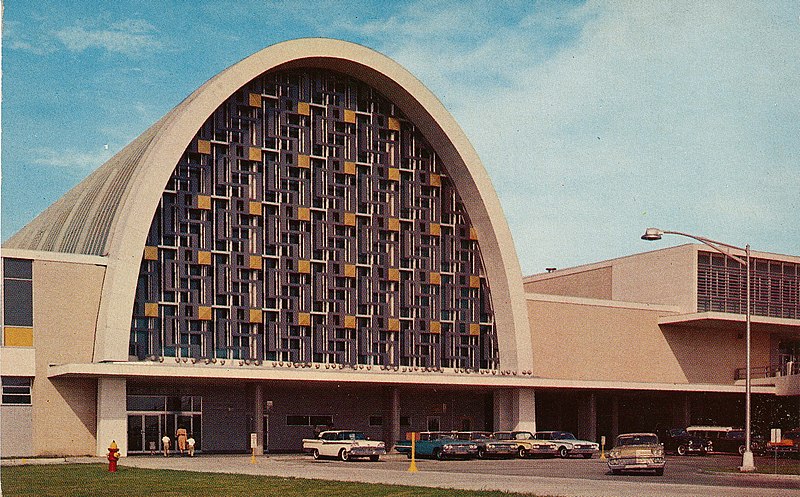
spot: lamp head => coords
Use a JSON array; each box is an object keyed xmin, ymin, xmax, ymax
[{"xmin": 641, "ymin": 228, "xmax": 664, "ymax": 241}]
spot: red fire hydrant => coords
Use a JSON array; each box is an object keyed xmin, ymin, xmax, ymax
[{"xmin": 107, "ymin": 441, "xmax": 120, "ymax": 472}]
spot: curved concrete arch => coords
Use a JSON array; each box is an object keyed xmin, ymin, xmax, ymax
[{"xmin": 91, "ymin": 38, "xmax": 532, "ymax": 371}]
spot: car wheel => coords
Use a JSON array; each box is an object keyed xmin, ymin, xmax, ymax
[
  {"xmin": 477, "ymin": 448, "xmax": 486, "ymax": 459},
  {"xmin": 369, "ymin": 455, "xmax": 380, "ymax": 462},
  {"xmin": 517, "ymin": 446, "xmax": 527, "ymax": 458},
  {"xmin": 677, "ymin": 444, "xmax": 687, "ymax": 456},
  {"xmin": 655, "ymin": 468, "xmax": 664, "ymax": 476},
  {"xmin": 312, "ymin": 449, "xmax": 320, "ymax": 460},
  {"xmin": 738, "ymin": 445, "xmax": 746, "ymax": 455},
  {"xmin": 558, "ymin": 446, "xmax": 569, "ymax": 458},
  {"xmin": 339, "ymin": 449, "xmax": 349, "ymax": 462},
  {"xmin": 433, "ymin": 449, "xmax": 444, "ymax": 461},
  {"xmin": 406, "ymin": 452, "xmax": 412, "ymax": 459},
  {"xmin": 582, "ymin": 453, "xmax": 592, "ymax": 459}
]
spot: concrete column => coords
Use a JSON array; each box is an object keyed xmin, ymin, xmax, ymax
[
  {"xmin": 611, "ymin": 395, "xmax": 619, "ymax": 441},
  {"xmin": 383, "ymin": 386, "xmax": 400, "ymax": 450},
  {"xmin": 96, "ymin": 377, "xmax": 127, "ymax": 457},
  {"xmin": 586, "ymin": 392, "xmax": 597, "ymax": 442},
  {"xmin": 493, "ymin": 388, "xmax": 536, "ymax": 432},
  {"xmin": 674, "ymin": 394, "xmax": 691, "ymax": 428},
  {"xmin": 254, "ymin": 384, "xmax": 264, "ymax": 454}
]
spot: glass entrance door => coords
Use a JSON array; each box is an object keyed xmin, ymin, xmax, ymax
[{"xmin": 127, "ymin": 414, "xmax": 164, "ymax": 454}]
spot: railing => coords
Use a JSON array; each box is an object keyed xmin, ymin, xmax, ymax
[{"xmin": 735, "ymin": 362, "xmax": 800, "ymax": 380}]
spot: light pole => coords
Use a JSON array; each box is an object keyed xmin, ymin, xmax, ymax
[{"xmin": 641, "ymin": 228, "xmax": 755, "ymax": 472}]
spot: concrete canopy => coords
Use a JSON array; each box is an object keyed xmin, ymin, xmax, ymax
[{"xmin": 6, "ymin": 38, "xmax": 532, "ymax": 373}]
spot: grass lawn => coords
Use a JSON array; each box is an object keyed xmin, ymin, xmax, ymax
[{"xmin": 1, "ymin": 464, "xmax": 545, "ymax": 497}]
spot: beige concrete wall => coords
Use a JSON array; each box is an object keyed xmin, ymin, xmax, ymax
[
  {"xmin": 610, "ymin": 245, "xmax": 697, "ymax": 313},
  {"xmin": 32, "ymin": 260, "xmax": 105, "ymax": 456},
  {"xmin": 528, "ymin": 297, "xmax": 772, "ymax": 385},
  {"xmin": 523, "ymin": 267, "xmax": 612, "ymax": 299},
  {"xmin": 1, "ymin": 405, "xmax": 33, "ymax": 456}
]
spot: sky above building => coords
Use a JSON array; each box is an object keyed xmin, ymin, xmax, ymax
[{"xmin": 2, "ymin": 1, "xmax": 798, "ymax": 274}]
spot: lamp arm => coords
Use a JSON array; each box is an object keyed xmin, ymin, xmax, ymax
[{"xmin": 661, "ymin": 230, "xmax": 747, "ymax": 266}]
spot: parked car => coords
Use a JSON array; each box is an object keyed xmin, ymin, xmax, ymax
[
  {"xmin": 686, "ymin": 426, "xmax": 761, "ymax": 455},
  {"xmin": 607, "ymin": 433, "xmax": 666, "ymax": 475},
  {"xmin": 493, "ymin": 431, "xmax": 559, "ymax": 458},
  {"xmin": 394, "ymin": 431, "xmax": 479, "ymax": 460},
  {"xmin": 533, "ymin": 431, "xmax": 599, "ymax": 458},
  {"xmin": 302, "ymin": 430, "xmax": 386, "ymax": 461},
  {"xmin": 766, "ymin": 430, "xmax": 800, "ymax": 456},
  {"xmin": 455, "ymin": 431, "xmax": 517, "ymax": 459},
  {"xmin": 656, "ymin": 428, "xmax": 712, "ymax": 456}
]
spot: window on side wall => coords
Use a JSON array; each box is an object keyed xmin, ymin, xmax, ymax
[{"xmin": 1, "ymin": 377, "xmax": 32, "ymax": 405}]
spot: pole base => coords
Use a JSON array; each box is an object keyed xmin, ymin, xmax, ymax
[{"xmin": 739, "ymin": 450, "xmax": 755, "ymax": 472}]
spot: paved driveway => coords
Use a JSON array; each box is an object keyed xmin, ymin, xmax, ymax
[{"xmin": 120, "ymin": 452, "xmax": 800, "ymax": 497}]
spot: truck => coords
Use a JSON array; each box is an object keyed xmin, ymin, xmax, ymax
[{"xmin": 302, "ymin": 430, "xmax": 386, "ymax": 461}]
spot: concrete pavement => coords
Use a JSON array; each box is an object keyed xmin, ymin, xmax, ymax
[{"xmin": 115, "ymin": 453, "xmax": 800, "ymax": 497}]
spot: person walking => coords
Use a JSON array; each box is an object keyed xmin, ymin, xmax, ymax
[
  {"xmin": 176, "ymin": 426, "xmax": 188, "ymax": 455},
  {"xmin": 161, "ymin": 434, "xmax": 171, "ymax": 457},
  {"xmin": 187, "ymin": 435, "xmax": 196, "ymax": 457}
]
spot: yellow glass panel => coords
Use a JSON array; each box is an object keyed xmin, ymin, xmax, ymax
[
  {"xmin": 388, "ymin": 117, "xmax": 400, "ymax": 131},
  {"xmin": 429, "ymin": 223, "xmax": 440, "ymax": 236},
  {"xmin": 429, "ymin": 272, "xmax": 441, "ymax": 285},
  {"xmin": 297, "ymin": 260, "xmax": 311, "ymax": 274},
  {"xmin": 297, "ymin": 154, "xmax": 310, "ymax": 168},
  {"xmin": 249, "ymin": 92, "xmax": 261, "ymax": 107},
  {"xmin": 297, "ymin": 102, "xmax": 310, "ymax": 116},
  {"xmin": 469, "ymin": 227, "xmax": 478, "ymax": 240},
  {"xmin": 343, "ymin": 109, "xmax": 356, "ymax": 123},
  {"xmin": 249, "ymin": 309, "xmax": 263, "ymax": 324},
  {"xmin": 249, "ymin": 255, "xmax": 262, "ymax": 270},
  {"xmin": 388, "ymin": 218, "xmax": 400, "ymax": 231},
  {"xmin": 3, "ymin": 327, "xmax": 33, "ymax": 347},
  {"xmin": 429, "ymin": 321, "xmax": 441, "ymax": 334},
  {"xmin": 298, "ymin": 312, "xmax": 311, "ymax": 326},
  {"xmin": 388, "ymin": 268, "xmax": 400, "ymax": 281},
  {"xmin": 344, "ymin": 212, "xmax": 356, "ymax": 226},
  {"xmin": 469, "ymin": 324, "xmax": 481, "ymax": 336},
  {"xmin": 198, "ymin": 306, "xmax": 212, "ymax": 321},
  {"xmin": 143, "ymin": 246, "xmax": 159, "ymax": 261},
  {"xmin": 196, "ymin": 195, "xmax": 211, "ymax": 210},
  {"xmin": 297, "ymin": 207, "xmax": 310, "ymax": 221},
  {"xmin": 470, "ymin": 275, "xmax": 481, "ymax": 288},
  {"xmin": 429, "ymin": 173, "xmax": 441, "ymax": 186},
  {"xmin": 344, "ymin": 264, "xmax": 356, "ymax": 277},
  {"xmin": 344, "ymin": 315, "xmax": 356, "ymax": 328},
  {"xmin": 344, "ymin": 161, "xmax": 356, "ymax": 175},
  {"xmin": 249, "ymin": 201, "xmax": 262, "ymax": 216},
  {"xmin": 197, "ymin": 251, "xmax": 212, "ymax": 265},
  {"xmin": 249, "ymin": 147, "xmax": 262, "ymax": 162},
  {"xmin": 388, "ymin": 168, "xmax": 400, "ymax": 181},
  {"xmin": 197, "ymin": 140, "xmax": 211, "ymax": 155},
  {"xmin": 388, "ymin": 319, "xmax": 400, "ymax": 331},
  {"xmin": 144, "ymin": 303, "xmax": 159, "ymax": 317}
]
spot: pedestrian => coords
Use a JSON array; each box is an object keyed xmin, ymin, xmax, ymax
[
  {"xmin": 187, "ymin": 435, "xmax": 196, "ymax": 457},
  {"xmin": 162, "ymin": 434, "xmax": 171, "ymax": 457},
  {"xmin": 176, "ymin": 426, "xmax": 188, "ymax": 455}
]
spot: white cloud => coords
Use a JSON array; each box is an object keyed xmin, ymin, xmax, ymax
[
  {"xmin": 32, "ymin": 147, "xmax": 114, "ymax": 171},
  {"xmin": 53, "ymin": 19, "xmax": 163, "ymax": 55}
]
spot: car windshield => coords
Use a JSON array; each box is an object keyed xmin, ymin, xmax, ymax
[
  {"xmin": 514, "ymin": 432, "xmax": 534, "ymax": 440},
  {"xmin": 494, "ymin": 433, "xmax": 511, "ymax": 440},
  {"xmin": 340, "ymin": 432, "xmax": 366, "ymax": 440},
  {"xmin": 669, "ymin": 429, "xmax": 688, "ymax": 436},
  {"xmin": 554, "ymin": 432, "xmax": 576, "ymax": 440},
  {"xmin": 617, "ymin": 435, "xmax": 658, "ymax": 446}
]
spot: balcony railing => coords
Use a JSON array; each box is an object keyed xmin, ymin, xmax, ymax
[{"xmin": 735, "ymin": 362, "xmax": 800, "ymax": 381}]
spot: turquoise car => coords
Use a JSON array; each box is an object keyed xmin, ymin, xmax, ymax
[{"xmin": 395, "ymin": 431, "xmax": 479, "ymax": 460}]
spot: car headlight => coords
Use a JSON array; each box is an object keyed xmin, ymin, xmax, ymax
[
  {"xmin": 652, "ymin": 448, "xmax": 664, "ymax": 457},
  {"xmin": 469, "ymin": 444, "xmax": 478, "ymax": 449}
]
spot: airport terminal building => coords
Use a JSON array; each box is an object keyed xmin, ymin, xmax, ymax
[{"xmin": 2, "ymin": 39, "xmax": 798, "ymax": 457}]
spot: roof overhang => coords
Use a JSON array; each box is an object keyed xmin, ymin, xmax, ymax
[
  {"xmin": 659, "ymin": 312, "xmax": 800, "ymax": 334},
  {"xmin": 47, "ymin": 362, "xmax": 775, "ymax": 394}
]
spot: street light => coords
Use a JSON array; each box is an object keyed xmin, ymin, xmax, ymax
[{"xmin": 641, "ymin": 228, "xmax": 755, "ymax": 472}]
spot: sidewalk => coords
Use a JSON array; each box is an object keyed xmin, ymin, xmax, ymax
[{"xmin": 117, "ymin": 454, "xmax": 799, "ymax": 497}]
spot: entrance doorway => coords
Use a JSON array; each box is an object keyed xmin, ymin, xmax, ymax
[{"xmin": 126, "ymin": 395, "xmax": 202, "ymax": 454}]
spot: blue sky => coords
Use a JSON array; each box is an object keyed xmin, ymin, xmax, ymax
[{"xmin": 2, "ymin": 0, "xmax": 798, "ymax": 274}]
